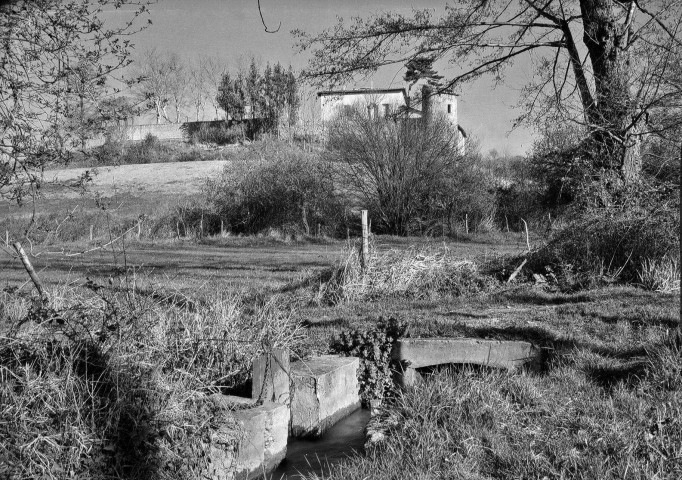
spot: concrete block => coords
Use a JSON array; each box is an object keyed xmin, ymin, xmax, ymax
[
  {"xmin": 392, "ymin": 338, "xmax": 539, "ymax": 371},
  {"xmin": 290, "ymin": 355, "xmax": 360, "ymax": 438},
  {"xmin": 210, "ymin": 396, "xmax": 289, "ymax": 480},
  {"xmin": 252, "ymin": 348, "xmax": 290, "ymax": 405}
]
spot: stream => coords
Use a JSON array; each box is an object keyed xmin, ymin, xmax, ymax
[{"xmin": 266, "ymin": 408, "xmax": 371, "ymax": 479}]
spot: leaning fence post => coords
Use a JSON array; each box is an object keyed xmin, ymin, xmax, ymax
[
  {"xmin": 13, "ymin": 242, "xmax": 48, "ymax": 302},
  {"xmin": 361, "ymin": 210, "xmax": 369, "ymax": 272}
]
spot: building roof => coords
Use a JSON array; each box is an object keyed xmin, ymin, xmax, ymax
[{"xmin": 317, "ymin": 88, "xmax": 407, "ymax": 98}]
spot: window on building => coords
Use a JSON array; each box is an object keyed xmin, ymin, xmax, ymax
[
  {"xmin": 383, "ymin": 103, "xmax": 391, "ymax": 116},
  {"xmin": 447, "ymin": 104, "xmax": 452, "ymax": 114}
]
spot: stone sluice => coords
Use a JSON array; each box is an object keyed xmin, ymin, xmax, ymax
[
  {"xmin": 206, "ymin": 351, "xmax": 360, "ymax": 479},
  {"xmin": 203, "ymin": 338, "xmax": 540, "ymax": 479}
]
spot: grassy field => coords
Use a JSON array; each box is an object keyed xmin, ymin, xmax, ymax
[{"xmin": 1, "ymin": 159, "xmax": 679, "ymax": 479}]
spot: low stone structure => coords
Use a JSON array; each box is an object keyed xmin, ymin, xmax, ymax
[
  {"xmin": 208, "ymin": 394, "xmax": 289, "ymax": 480},
  {"xmin": 290, "ymin": 355, "xmax": 361, "ymax": 438},
  {"xmin": 392, "ymin": 338, "xmax": 540, "ymax": 387},
  {"xmin": 252, "ymin": 349, "xmax": 290, "ymax": 405},
  {"xmin": 204, "ymin": 352, "xmax": 362, "ymax": 478}
]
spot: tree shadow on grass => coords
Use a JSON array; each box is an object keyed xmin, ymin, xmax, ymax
[
  {"xmin": 497, "ymin": 290, "xmax": 593, "ymax": 306},
  {"xmin": 597, "ymin": 313, "xmax": 680, "ymax": 330}
]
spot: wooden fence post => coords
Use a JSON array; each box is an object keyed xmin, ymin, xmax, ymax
[
  {"xmin": 137, "ymin": 219, "xmax": 141, "ymax": 239},
  {"xmin": 13, "ymin": 242, "xmax": 48, "ymax": 302},
  {"xmin": 465, "ymin": 214, "xmax": 469, "ymax": 235},
  {"xmin": 361, "ymin": 210, "xmax": 369, "ymax": 271},
  {"xmin": 521, "ymin": 218, "xmax": 530, "ymax": 252},
  {"xmin": 89, "ymin": 225, "xmax": 94, "ymax": 241}
]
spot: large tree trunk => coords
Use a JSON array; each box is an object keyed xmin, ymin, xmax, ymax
[{"xmin": 580, "ymin": 0, "xmax": 641, "ymax": 183}]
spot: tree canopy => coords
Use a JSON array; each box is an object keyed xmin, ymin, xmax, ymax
[{"xmin": 296, "ymin": 0, "xmax": 682, "ymax": 184}]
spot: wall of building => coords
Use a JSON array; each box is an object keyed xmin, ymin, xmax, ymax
[{"xmin": 319, "ymin": 91, "xmax": 407, "ymax": 122}]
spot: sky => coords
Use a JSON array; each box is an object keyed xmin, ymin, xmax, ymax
[{"xmin": 109, "ymin": 0, "xmax": 538, "ymax": 156}]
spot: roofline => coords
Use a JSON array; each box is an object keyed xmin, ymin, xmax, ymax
[{"xmin": 317, "ymin": 88, "xmax": 407, "ymax": 97}]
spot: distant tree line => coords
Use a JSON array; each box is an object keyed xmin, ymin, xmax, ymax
[
  {"xmin": 130, "ymin": 52, "xmax": 300, "ymax": 138},
  {"xmin": 216, "ymin": 58, "xmax": 300, "ymax": 134}
]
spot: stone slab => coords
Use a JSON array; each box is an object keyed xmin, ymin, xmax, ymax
[
  {"xmin": 392, "ymin": 338, "xmax": 539, "ymax": 370},
  {"xmin": 252, "ymin": 348, "xmax": 291, "ymax": 405},
  {"xmin": 290, "ymin": 355, "xmax": 360, "ymax": 438}
]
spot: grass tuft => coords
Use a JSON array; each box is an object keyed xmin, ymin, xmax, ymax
[
  {"xmin": 638, "ymin": 256, "xmax": 681, "ymax": 293},
  {"xmin": 316, "ymin": 245, "xmax": 498, "ymax": 304}
]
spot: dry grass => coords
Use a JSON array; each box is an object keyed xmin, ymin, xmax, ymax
[
  {"xmin": 315, "ymin": 243, "xmax": 498, "ymax": 304},
  {"xmin": 638, "ymin": 256, "xmax": 681, "ymax": 293},
  {"xmin": 0, "ymin": 275, "xmax": 302, "ymax": 479}
]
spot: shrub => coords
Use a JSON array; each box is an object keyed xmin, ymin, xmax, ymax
[
  {"xmin": 326, "ymin": 108, "xmax": 483, "ymax": 235},
  {"xmin": 190, "ymin": 123, "xmax": 243, "ymax": 145},
  {"xmin": 119, "ymin": 134, "xmax": 174, "ymax": 164},
  {"xmin": 527, "ymin": 204, "xmax": 680, "ymax": 286},
  {"xmin": 205, "ymin": 141, "xmax": 344, "ymax": 235}
]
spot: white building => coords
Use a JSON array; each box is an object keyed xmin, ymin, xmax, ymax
[{"xmin": 317, "ymin": 86, "xmax": 467, "ymax": 153}]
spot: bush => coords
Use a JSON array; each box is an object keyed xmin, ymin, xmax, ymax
[
  {"xmin": 205, "ymin": 140, "xmax": 345, "ymax": 235},
  {"xmin": 190, "ymin": 123, "xmax": 243, "ymax": 145},
  {"xmin": 527, "ymin": 203, "xmax": 680, "ymax": 286},
  {"xmin": 326, "ymin": 108, "xmax": 484, "ymax": 235}
]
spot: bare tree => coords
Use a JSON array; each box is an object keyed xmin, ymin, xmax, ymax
[
  {"xmin": 202, "ymin": 56, "xmax": 229, "ymax": 120},
  {"xmin": 134, "ymin": 49, "xmax": 187, "ymax": 124},
  {"xmin": 326, "ymin": 106, "xmax": 467, "ymax": 235},
  {"xmin": 296, "ymin": 0, "xmax": 682, "ymax": 186}
]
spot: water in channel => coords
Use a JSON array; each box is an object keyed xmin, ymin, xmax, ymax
[{"xmin": 267, "ymin": 408, "xmax": 371, "ymax": 479}]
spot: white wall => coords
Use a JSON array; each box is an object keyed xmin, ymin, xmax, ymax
[{"xmin": 319, "ymin": 91, "xmax": 407, "ymax": 122}]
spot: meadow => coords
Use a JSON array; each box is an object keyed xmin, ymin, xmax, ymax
[{"xmin": 1, "ymin": 153, "xmax": 679, "ymax": 479}]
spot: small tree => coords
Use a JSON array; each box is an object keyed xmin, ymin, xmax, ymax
[
  {"xmin": 1, "ymin": 0, "xmax": 150, "ymax": 206},
  {"xmin": 326, "ymin": 107, "xmax": 467, "ymax": 235}
]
